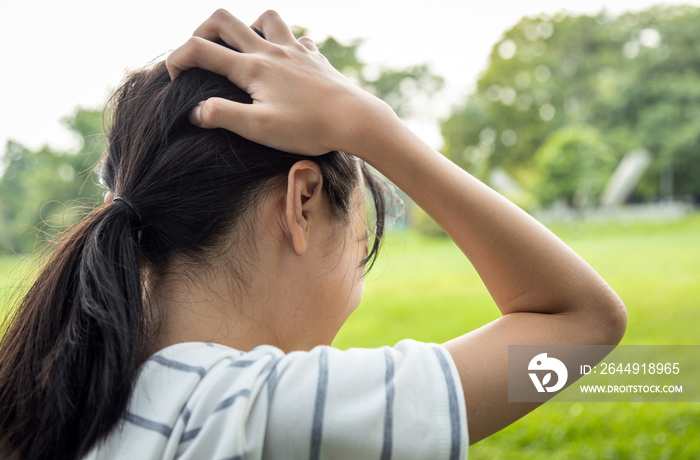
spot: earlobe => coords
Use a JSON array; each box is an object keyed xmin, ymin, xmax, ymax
[{"xmin": 284, "ymin": 161, "xmax": 324, "ymax": 256}]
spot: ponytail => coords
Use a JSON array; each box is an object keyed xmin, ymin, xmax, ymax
[
  {"xmin": 0, "ymin": 202, "xmax": 146, "ymax": 460},
  {"xmin": 0, "ymin": 58, "xmax": 390, "ymax": 460}
]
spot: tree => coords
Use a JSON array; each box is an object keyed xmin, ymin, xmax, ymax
[
  {"xmin": 441, "ymin": 5, "xmax": 700, "ymax": 204},
  {"xmin": 294, "ymin": 27, "xmax": 444, "ymax": 118},
  {"xmin": 534, "ymin": 125, "xmax": 615, "ymax": 208}
]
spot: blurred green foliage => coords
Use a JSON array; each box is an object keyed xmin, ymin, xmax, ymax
[
  {"xmin": 441, "ymin": 5, "xmax": 700, "ymax": 205},
  {"xmin": 0, "ymin": 109, "xmax": 105, "ymax": 253},
  {"xmin": 293, "ymin": 26, "xmax": 444, "ymax": 119},
  {"xmin": 535, "ymin": 125, "xmax": 615, "ymax": 208}
]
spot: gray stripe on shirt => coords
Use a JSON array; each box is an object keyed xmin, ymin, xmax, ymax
[
  {"xmin": 181, "ymin": 406, "xmax": 192, "ymax": 425},
  {"xmin": 228, "ymin": 360, "xmax": 256, "ymax": 368},
  {"xmin": 265, "ymin": 357, "xmax": 282, "ymax": 400},
  {"xmin": 381, "ymin": 347, "xmax": 396, "ymax": 460},
  {"xmin": 149, "ymin": 354, "xmax": 206, "ymax": 377},
  {"xmin": 125, "ymin": 412, "xmax": 172, "ymax": 437},
  {"xmin": 180, "ymin": 427, "xmax": 201, "ymax": 443},
  {"xmin": 433, "ymin": 347, "xmax": 462, "ymax": 460},
  {"xmin": 179, "ymin": 389, "xmax": 251, "ymax": 445},
  {"xmin": 227, "ymin": 351, "xmax": 277, "ymax": 368},
  {"xmin": 214, "ymin": 389, "xmax": 251, "ymax": 413},
  {"xmin": 309, "ymin": 347, "xmax": 329, "ymax": 460}
]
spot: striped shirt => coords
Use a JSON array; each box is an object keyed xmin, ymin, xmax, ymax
[{"xmin": 84, "ymin": 340, "xmax": 468, "ymax": 459}]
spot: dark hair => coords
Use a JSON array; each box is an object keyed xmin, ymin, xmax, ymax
[{"xmin": 0, "ymin": 60, "xmax": 387, "ymax": 460}]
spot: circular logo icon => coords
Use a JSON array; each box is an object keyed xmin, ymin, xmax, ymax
[{"xmin": 528, "ymin": 353, "xmax": 568, "ymax": 393}]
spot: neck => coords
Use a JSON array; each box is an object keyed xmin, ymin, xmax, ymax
[
  {"xmin": 148, "ymin": 247, "xmax": 346, "ymax": 354},
  {"xmin": 147, "ymin": 191, "xmax": 360, "ymax": 354}
]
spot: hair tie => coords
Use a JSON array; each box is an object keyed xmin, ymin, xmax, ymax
[{"xmin": 113, "ymin": 196, "xmax": 143, "ymax": 227}]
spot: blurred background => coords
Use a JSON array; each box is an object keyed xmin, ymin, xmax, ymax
[{"xmin": 1, "ymin": 1, "xmax": 699, "ymax": 458}]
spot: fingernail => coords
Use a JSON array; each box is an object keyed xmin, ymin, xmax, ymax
[{"xmin": 189, "ymin": 103, "xmax": 202, "ymax": 126}]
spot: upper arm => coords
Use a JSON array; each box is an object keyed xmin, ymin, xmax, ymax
[{"xmin": 443, "ymin": 311, "xmax": 623, "ymax": 444}]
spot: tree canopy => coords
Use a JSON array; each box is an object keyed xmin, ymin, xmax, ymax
[{"xmin": 441, "ymin": 5, "xmax": 700, "ymax": 206}]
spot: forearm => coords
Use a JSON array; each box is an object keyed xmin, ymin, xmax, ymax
[{"xmin": 345, "ymin": 103, "xmax": 622, "ymax": 320}]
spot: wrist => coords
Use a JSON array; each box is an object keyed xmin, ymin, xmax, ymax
[{"xmin": 332, "ymin": 92, "xmax": 400, "ymax": 161}]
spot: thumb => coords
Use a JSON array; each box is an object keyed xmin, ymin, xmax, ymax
[{"xmin": 189, "ymin": 97, "xmax": 254, "ymax": 133}]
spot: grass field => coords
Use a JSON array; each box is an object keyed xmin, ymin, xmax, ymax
[
  {"xmin": 1, "ymin": 213, "xmax": 699, "ymax": 458},
  {"xmin": 333, "ymin": 214, "xmax": 700, "ymax": 459}
]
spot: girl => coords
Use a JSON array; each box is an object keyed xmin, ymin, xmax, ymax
[{"xmin": 0, "ymin": 9, "xmax": 626, "ymax": 460}]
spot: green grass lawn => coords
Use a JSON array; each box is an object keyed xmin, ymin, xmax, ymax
[
  {"xmin": 333, "ymin": 213, "xmax": 700, "ymax": 459},
  {"xmin": 1, "ymin": 213, "xmax": 699, "ymax": 458}
]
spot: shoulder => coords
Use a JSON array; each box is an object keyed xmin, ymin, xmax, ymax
[
  {"xmin": 86, "ymin": 342, "xmax": 284, "ymax": 459},
  {"xmin": 86, "ymin": 341, "xmax": 467, "ymax": 460},
  {"xmin": 265, "ymin": 340, "xmax": 468, "ymax": 459}
]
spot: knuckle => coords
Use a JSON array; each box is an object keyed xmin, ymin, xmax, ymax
[
  {"xmin": 267, "ymin": 44, "xmax": 292, "ymax": 60},
  {"xmin": 164, "ymin": 59, "xmax": 177, "ymax": 77},
  {"xmin": 260, "ymin": 9, "xmax": 281, "ymax": 21},
  {"xmin": 185, "ymin": 35, "xmax": 205, "ymax": 52},
  {"xmin": 298, "ymin": 36, "xmax": 317, "ymax": 50},
  {"xmin": 211, "ymin": 8, "xmax": 232, "ymax": 21},
  {"xmin": 202, "ymin": 99, "xmax": 223, "ymax": 124}
]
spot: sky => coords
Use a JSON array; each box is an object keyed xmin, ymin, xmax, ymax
[{"xmin": 1, "ymin": 0, "xmax": 696, "ymax": 154}]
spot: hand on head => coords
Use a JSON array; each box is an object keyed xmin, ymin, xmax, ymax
[{"xmin": 166, "ymin": 9, "xmax": 380, "ymax": 156}]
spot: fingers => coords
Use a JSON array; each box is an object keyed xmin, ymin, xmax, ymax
[
  {"xmin": 167, "ymin": 9, "xmax": 299, "ymax": 80},
  {"xmin": 250, "ymin": 10, "xmax": 297, "ymax": 45},
  {"xmin": 166, "ymin": 36, "xmax": 249, "ymax": 81},
  {"xmin": 193, "ymin": 9, "xmax": 264, "ymax": 52}
]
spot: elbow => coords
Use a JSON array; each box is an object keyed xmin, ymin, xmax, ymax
[
  {"xmin": 593, "ymin": 289, "xmax": 627, "ymax": 346},
  {"xmin": 569, "ymin": 283, "xmax": 627, "ymax": 346},
  {"xmin": 607, "ymin": 295, "xmax": 627, "ymax": 345}
]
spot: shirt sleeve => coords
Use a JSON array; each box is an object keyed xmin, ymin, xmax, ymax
[
  {"xmin": 262, "ymin": 339, "xmax": 468, "ymax": 460},
  {"xmin": 83, "ymin": 341, "xmax": 467, "ymax": 460}
]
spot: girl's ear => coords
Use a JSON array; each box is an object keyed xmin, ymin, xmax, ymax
[{"xmin": 284, "ymin": 160, "xmax": 324, "ymax": 256}]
